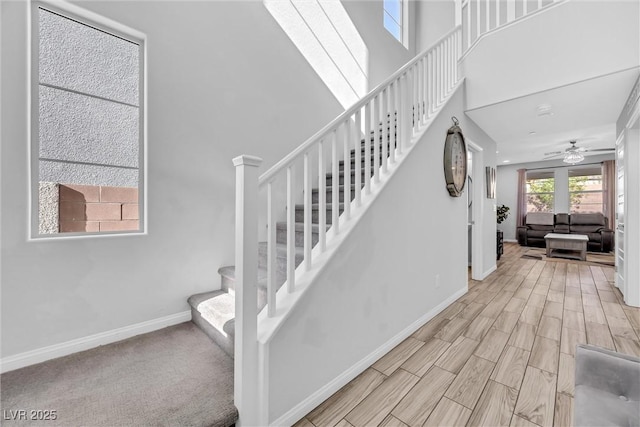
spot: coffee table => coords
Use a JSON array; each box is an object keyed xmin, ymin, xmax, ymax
[{"xmin": 544, "ymin": 233, "xmax": 589, "ymax": 261}]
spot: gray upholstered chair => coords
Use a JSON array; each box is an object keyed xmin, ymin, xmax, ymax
[{"xmin": 574, "ymin": 344, "xmax": 640, "ymax": 427}]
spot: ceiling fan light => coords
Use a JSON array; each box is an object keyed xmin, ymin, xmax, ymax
[{"xmin": 563, "ymin": 151, "xmax": 585, "ymax": 164}]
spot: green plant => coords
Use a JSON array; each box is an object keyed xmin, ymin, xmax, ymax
[{"xmin": 497, "ymin": 205, "xmax": 510, "ymax": 224}]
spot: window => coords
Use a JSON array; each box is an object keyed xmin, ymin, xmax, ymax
[
  {"xmin": 569, "ymin": 166, "xmax": 603, "ymax": 214},
  {"xmin": 33, "ymin": 3, "xmax": 145, "ymax": 237},
  {"xmin": 384, "ymin": 0, "xmax": 404, "ymax": 44},
  {"xmin": 526, "ymin": 171, "xmax": 554, "ymax": 212}
]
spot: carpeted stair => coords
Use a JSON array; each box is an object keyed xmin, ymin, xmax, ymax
[{"xmin": 188, "ymin": 124, "xmax": 395, "ymax": 358}]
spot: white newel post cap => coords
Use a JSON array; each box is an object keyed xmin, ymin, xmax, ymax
[{"xmin": 233, "ymin": 155, "xmax": 263, "ymax": 167}]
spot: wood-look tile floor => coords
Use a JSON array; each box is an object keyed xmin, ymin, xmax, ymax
[{"xmin": 296, "ymin": 243, "xmax": 640, "ymax": 427}]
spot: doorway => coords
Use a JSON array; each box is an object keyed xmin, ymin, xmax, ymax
[
  {"xmin": 616, "ymin": 107, "xmax": 639, "ymax": 307},
  {"xmin": 467, "ymin": 140, "xmax": 484, "ymax": 281}
]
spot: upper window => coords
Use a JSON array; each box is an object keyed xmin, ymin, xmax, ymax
[
  {"xmin": 569, "ymin": 166, "xmax": 603, "ymax": 214},
  {"xmin": 383, "ymin": 0, "xmax": 404, "ymax": 45},
  {"xmin": 33, "ymin": 4, "xmax": 145, "ymax": 237},
  {"xmin": 526, "ymin": 171, "xmax": 554, "ymax": 213}
]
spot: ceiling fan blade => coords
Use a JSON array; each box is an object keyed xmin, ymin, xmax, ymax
[
  {"xmin": 543, "ymin": 153, "xmax": 564, "ymax": 160},
  {"xmin": 585, "ymin": 148, "xmax": 615, "ymax": 152},
  {"xmin": 543, "ymin": 151, "xmax": 563, "ymax": 156}
]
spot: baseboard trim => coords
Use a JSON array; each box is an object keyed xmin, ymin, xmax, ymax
[
  {"xmin": 481, "ymin": 265, "xmax": 497, "ymax": 280},
  {"xmin": 0, "ymin": 311, "xmax": 192, "ymax": 373},
  {"xmin": 270, "ymin": 287, "xmax": 468, "ymax": 427},
  {"xmin": 504, "ymin": 238, "xmax": 517, "ymax": 243}
]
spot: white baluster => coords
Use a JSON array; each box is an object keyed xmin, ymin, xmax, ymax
[
  {"xmin": 318, "ymin": 140, "xmax": 326, "ymax": 252},
  {"xmin": 389, "ymin": 82, "xmax": 397, "ymax": 163},
  {"xmin": 421, "ymin": 58, "xmax": 427, "ymax": 124},
  {"xmin": 465, "ymin": 1, "xmax": 471, "ymax": 49},
  {"xmin": 303, "ymin": 151, "xmax": 312, "ymax": 270},
  {"xmin": 507, "ymin": 0, "xmax": 515, "ymax": 22},
  {"xmin": 331, "ymin": 129, "xmax": 339, "ymax": 234},
  {"xmin": 496, "ymin": 0, "xmax": 501, "ymax": 27},
  {"xmin": 486, "ymin": 0, "xmax": 491, "ymax": 32},
  {"xmin": 381, "ymin": 88, "xmax": 388, "ymax": 173},
  {"xmin": 364, "ymin": 102, "xmax": 372, "ymax": 195},
  {"xmin": 402, "ymin": 72, "xmax": 412, "ymax": 150},
  {"xmin": 411, "ymin": 64, "xmax": 420, "ymax": 135},
  {"xmin": 354, "ymin": 110, "xmax": 362, "ymax": 206},
  {"xmin": 395, "ymin": 78, "xmax": 403, "ymax": 156},
  {"xmin": 373, "ymin": 95, "xmax": 380, "ymax": 184},
  {"xmin": 445, "ymin": 39, "xmax": 450, "ymax": 94},
  {"xmin": 232, "ymin": 154, "xmax": 262, "ymax": 427},
  {"xmin": 343, "ymin": 119, "xmax": 352, "ymax": 218},
  {"xmin": 476, "ymin": 0, "xmax": 481, "ymax": 41},
  {"xmin": 286, "ymin": 166, "xmax": 295, "ymax": 292},
  {"xmin": 267, "ymin": 181, "xmax": 276, "ymax": 317},
  {"xmin": 428, "ymin": 51, "xmax": 434, "ymax": 116},
  {"xmin": 439, "ymin": 45, "xmax": 444, "ymax": 105}
]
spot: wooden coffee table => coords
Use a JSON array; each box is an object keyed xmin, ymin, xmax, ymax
[{"xmin": 544, "ymin": 233, "xmax": 589, "ymax": 261}]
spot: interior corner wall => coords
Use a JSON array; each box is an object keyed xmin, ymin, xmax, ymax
[
  {"xmin": 266, "ymin": 84, "xmax": 497, "ymax": 423},
  {"xmin": 0, "ymin": 0, "xmax": 417, "ymax": 360},
  {"xmin": 414, "ymin": 0, "xmax": 456, "ymax": 53}
]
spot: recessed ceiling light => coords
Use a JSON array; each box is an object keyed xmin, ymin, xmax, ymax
[{"xmin": 503, "ymin": 160, "xmax": 510, "ymax": 163}]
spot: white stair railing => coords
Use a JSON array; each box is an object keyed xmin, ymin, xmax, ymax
[
  {"xmin": 461, "ymin": 0, "xmax": 566, "ymax": 53},
  {"xmin": 233, "ymin": 25, "xmax": 462, "ymax": 426}
]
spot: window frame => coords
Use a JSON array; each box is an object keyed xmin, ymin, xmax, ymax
[
  {"xmin": 525, "ymin": 171, "xmax": 555, "ymax": 213},
  {"xmin": 568, "ymin": 169, "xmax": 604, "ymax": 214},
  {"xmin": 383, "ymin": 0, "xmax": 408, "ymax": 47},
  {"xmin": 30, "ymin": 0, "xmax": 147, "ymax": 240}
]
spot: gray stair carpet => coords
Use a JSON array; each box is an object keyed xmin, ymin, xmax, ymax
[{"xmin": 0, "ymin": 323, "xmax": 236, "ymax": 427}]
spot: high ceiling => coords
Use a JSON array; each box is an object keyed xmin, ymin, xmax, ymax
[{"xmin": 466, "ymin": 67, "xmax": 639, "ymax": 166}]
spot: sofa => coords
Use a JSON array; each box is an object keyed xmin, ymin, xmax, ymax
[
  {"xmin": 516, "ymin": 212, "xmax": 614, "ymax": 252},
  {"xmin": 574, "ymin": 344, "xmax": 640, "ymax": 427}
]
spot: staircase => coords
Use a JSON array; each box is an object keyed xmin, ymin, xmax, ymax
[{"xmin": 189, "ymin": 131, "xmax": 392, "ymax": 357}]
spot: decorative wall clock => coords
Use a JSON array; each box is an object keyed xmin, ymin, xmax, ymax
[{"xmin": 443, "ymin": 117, "xmax": 468, "ymax": 197}]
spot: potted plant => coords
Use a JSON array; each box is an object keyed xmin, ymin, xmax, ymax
[
  {"xmin": 497, "ymin": 205, "xmax": 510, "ymax": 226},
  {"xmin": 496, "ymin": 205, "xmax": 509, "ymax": 260}
]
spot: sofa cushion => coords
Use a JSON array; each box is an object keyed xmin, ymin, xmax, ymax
[
  {"xmin": 527, "ymin": 230, "xmax": 552, "ymax": 239},
  {"xmin": 571, "ymin": 225, "xmax": 604, "ymax": 234},
  {"xmin": 555, "ymin": 213, "xmax": 570, "ymax": 225},
  {"xmin": 571, "ymin": 213, "xmax": 606, "ymax": 226},
  {"xmin": 527, "ymin": 224, "xmax": 554, "ymax": 232},
  {"xmin": 526, "ymin": 212, "xmax": 554, "ymax": 226}
]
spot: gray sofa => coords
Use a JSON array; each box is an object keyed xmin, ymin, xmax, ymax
[
  {"xmin": 575, "ymin": 344, "xmax": 640, "ymax": 427},
  {"xmin": 516, "ymin": 212, "xmax": 614, "ymax": 252}
]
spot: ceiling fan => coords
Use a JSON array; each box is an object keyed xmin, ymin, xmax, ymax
[{"xmin": 543, "ymin": 140, "xmax": 615, "ymax": 164}]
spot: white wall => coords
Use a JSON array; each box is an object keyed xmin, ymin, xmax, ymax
[
  {"xmin": 461, "ymin": 0, "xmax": 640, "ymax": 110},
  {"xmin": 414, "ymin": 0, "xmax": 455, "ymax": 53},
  {"xmin": 264, "ymin": 85, "xmax": 497, "ymax": 423},
  {"xmin": 1, "ymin": 0, "xmax": 416, "ymax": 360},
  {"xmin": 496, "ymin": 153, "xmax": 615, "ymax": 241}
]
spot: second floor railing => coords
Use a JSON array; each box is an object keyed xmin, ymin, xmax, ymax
[{"xmin": 461, "ymin": 0, "xmax": 566, "ymax": 53}]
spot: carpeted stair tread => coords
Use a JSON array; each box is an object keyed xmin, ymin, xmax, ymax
[
  {"xmin": 294, "ymin": 202, "xmax": 345, "ymax": 210},
  {"xmin": 276, "ymin": 221, "xmax": 331, "ymax": 232},
  {"xmin": 0, "ymin": 322, "xmax": 237, "ymax": 427},
  {"xmin": 188, "ymin": 290, "xmax": 236, "ymax": 338}
]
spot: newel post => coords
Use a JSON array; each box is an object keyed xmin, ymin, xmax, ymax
[{"xmin": 233, "ymin": 154, "xmax": 262, "ymax": 427}]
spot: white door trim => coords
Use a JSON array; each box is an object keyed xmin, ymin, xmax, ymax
[{"xmin": 467, "ymin": 139, "xmax": 484, "ymax": 281}]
